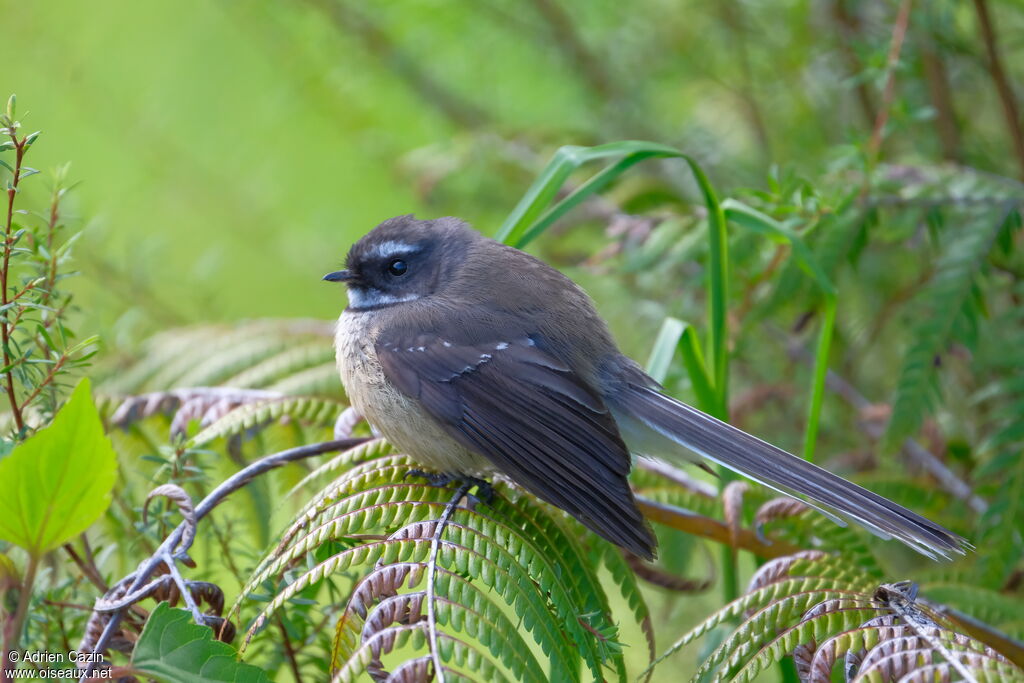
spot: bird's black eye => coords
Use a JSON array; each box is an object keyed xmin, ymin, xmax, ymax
[{"xmin": 387, "ymin": 259, "xmax": 408, "ymax": 276}]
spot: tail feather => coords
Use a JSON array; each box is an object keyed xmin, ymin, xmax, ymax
[{"xmin": 618, "ymin": 385, "xmax": 969, "ymax": 559}]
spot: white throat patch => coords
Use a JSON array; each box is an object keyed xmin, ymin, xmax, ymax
[{"xmin": 347, "ymin": 286, "xmax": 420, "ymax": 310}]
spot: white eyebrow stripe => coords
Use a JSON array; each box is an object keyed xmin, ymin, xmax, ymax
[
  {"xmin": 346, "ymin": 287, "xmax": 421, "ymax": 310},
  {"xmin": 365, "ymin": 240, "xmax": 422, "ymax": 261}
]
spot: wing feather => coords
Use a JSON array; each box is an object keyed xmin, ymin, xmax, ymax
[{"xmin": 377, "ymin": 333, "xmax": 655, "ymax": 558}]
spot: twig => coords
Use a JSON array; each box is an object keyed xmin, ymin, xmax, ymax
[
  {"xmin": 866, "ymin": 0, "xmax": 913, "ymax": 164},
  {"xmin": 972, "ymin": 0, "xmax": 1024, "ymax": 181},
  {"xmin": 716, "ymin": 0, "xmax": 772, "ymax": 159},
  {"xmin": 1, "ymin": 126, "xmax": 25, "ymax": 433},
  {"xmin": 63, "ymin": 543, "xmax": 108, "ymax": 593},
  {"xmin": 42, "ymin": 600, "xmax": 93, "ymax": 612},
  {"xmin": 636, "ymin": 457, "xmax": 718, "ymax": 498},
  {"xmin": 16, "ymin": 352, "xmax": 68, "ymax": 413},
  {"xmin": 526, "ymin": 0, "xmax": 618, "ymax": 101},
  {"xmin": 919, "ymin": 19, "xmax": 961, "ymax": 161},
  {"xmin": 303, "ymin": 0, "xmax": 491, "ymax": 130},
  {"xmin": 623, "ymin": 549, "xmax": 715, "ymax": 593},
  {"xmin": 830, "ymin": 0, "xmax": 877, "ymax": 127},
  {"xmin": 635, "ymin": 496, "xmax": 801, "ymax": 559},
  {"xmin": 78, "ymin": 437, "xmax": 369, "ymax": 680},
  {"xmin": 92, "ymin": 576, "xmax": 173, "ymax": 614},
  {"xmin": 1, "ymin": 555, "xmax": 39, "ymax": 681},
  {"xmin": 161, "ymin": 552, "xmax": 204, "ymax": 624},
  {"xmin": 276, "ymin": 616, "xmax": 305, "ymax": 683}
]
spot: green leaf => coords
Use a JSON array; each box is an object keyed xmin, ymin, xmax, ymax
[
  {"xmin": 492, "ymin": 140, "xmax": 730, "ymax": 416},
  {"xmin": 133, "ymin": 603, "xmax": 271, "ymax": 683},
  {"xmin": 0, "ymin": 378, "xmax": 117, "ymax": 556},
  {"xmin": 645, "ymin": 316, "xmax": 718, "ymax": 415}
]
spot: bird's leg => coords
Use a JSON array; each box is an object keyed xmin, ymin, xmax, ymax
[{"xmin": 404, "ymin": 469, "xmax": 495, "ymax": 505}]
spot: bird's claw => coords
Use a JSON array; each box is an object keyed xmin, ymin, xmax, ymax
[{"xmin": 404, "ymin": 468, "xmax": 495, "ymax": 505}]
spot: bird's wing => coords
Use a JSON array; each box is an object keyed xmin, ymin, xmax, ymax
[{"xmin": 376, "ymin": 332, "xmax": 655, "ymax": 558}]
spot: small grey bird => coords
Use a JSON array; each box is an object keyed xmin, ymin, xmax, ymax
[{"xmin": 325, "ymin": 215, "xmax": 966, "ymax": 561}]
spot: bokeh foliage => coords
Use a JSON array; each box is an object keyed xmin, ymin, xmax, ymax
[{"xmin": 3, "ymin": 0, "xmax": 1024, "ymax": 681}]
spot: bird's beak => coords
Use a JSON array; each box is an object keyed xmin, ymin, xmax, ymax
[{"xmin": 322, "ymin": 270, "xmax": 354, "ymax": 283}]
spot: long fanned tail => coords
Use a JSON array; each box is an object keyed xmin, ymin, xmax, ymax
[{"xmin": 617, "ymin": 384, "xmax": 969, "ymax": 559}]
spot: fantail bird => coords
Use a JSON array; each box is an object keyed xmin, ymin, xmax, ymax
[{"xmin": 325, "ymin": 215, "xmax": 967, "ymax": 561}]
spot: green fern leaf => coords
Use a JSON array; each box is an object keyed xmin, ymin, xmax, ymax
[
  {"xmin": 187, "ymin": 396, "xmax": 344, "ymax": 448},
  {"xmin": 887, "ymin": 208, "xmax": 1012, "ymax": 445}
]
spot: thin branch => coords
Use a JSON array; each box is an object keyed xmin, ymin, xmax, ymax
[
  {"xmin": 16, "ymin": 352, "xmax": 68, "ymax": 413},
  {"xmin": 867, "ymin": 0, "xmax": 914, "ymax": 164},
  {"xmin": 636, "ymin": 457, "xmax": 718, "ymax": 498},
  {"xmin": 276, "ymin": 616, "xmax": 305, "ymax": 683},
  {"xmin": 831, "ymin": 0, "xmax": 877, "ymax": 127},
  {"xmin": 303, "ymin": 0, "xmax": 491, "ymax": 130},
  {"xmin": 78, "ymin": 437, "xmax": 369, "ymax": 680},
  {"xmin": 716, "ymin": 0, "xmax": 772, "ymax": 159},
  {"xmin": 1, "ymin": 554, "xmax": 39, "ymax": 682},
  {"xmin": 526, "ymin": 0, "xmax": 618, "ymax": 101},
  {"xmin": 63, "ymin": 542, "xmax": 108, "ymax": 593},
  {"xmin": 1, "ymin": 128, "xmax": 25, "ymax": 433},
  {"xmin": 636, "ymin": 496, "xmax": 801, "ymax": 559},
  {"xmin": 919, "ymin": 26, "xmax": 961, "ymax": 161},
  {"xmin": 972, "ymin": 0, "xmax": 1024, "ymax": 180}
]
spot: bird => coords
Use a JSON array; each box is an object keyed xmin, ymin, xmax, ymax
[{"xmin": 324, "ymin": 214, "xmax": 967, "ymax": 561}]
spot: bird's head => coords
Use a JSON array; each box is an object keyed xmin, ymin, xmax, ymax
[{"xmin": 323, "ymin": 215, "xmax": 476, "ymax": 311}]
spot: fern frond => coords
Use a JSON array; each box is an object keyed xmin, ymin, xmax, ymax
[
  {"xmin": 264, "ymin": 361, "xmax": 342, "ymax": 396},
  {"xmin": 285, "ymin": 437, "xmax": 394, "ymax": 497},
  {"xmin": 700, "ymin": 598, "xmax": 883, "ymax": 681},
  {"xmin": 330, "ymin": 623, "xmax": 511, "ymax": 683},
  {"xmin": 171, "ymin": 335, "xmax": 301, "ymax": 389},
  {"xmin": 887, "ymin": 207, "xmax": 1014, "ymax": 445},
  {"xmin": 630, "ymin": 477, "xmax": 723, "ymax": 520},
  {"xmin": 187, "ymin": 396, "xmax": 344, "ymax": 448},
  {"xmin": 332, "ymin": 567, "xmax": 545, "ymax": 681},
  {"xmin": 919, "ymin": 583, "xmax": 1024, "ymax": 630},
  {"xmin": 658, "ymin": 551, "xmax": 1024, "ymax": 682},
  {"xmin": 597, "ymin": 542, "xmax": 656, "ymax": 676},
  {"xmin": 107, "ymin": 387, "xmax": 284, "ymax": 438},
  {"xmin": 850, "ymin": 630, "xmax": 1017, "ymax": 682},
  {"xmin": 224, "ymin": 343, "xmax": 335, "ymax": 389},
  {"xmin": 972, "ymin": 296, "xmax": 1024, "ymax": 588},
  {"xmin": 100, "ymin": 319, "xmax": 334, "ymax": 395},
  {"xmin": 236, "ymin": 451, "xmax": 640, "ymax": 681}
]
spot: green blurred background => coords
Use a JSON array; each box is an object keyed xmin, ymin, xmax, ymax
[
  {"xmin": 6, "ymin": 1, "xmax": 1024, "ymax": 679},
  {"xmin": 7, "ymin": 0, "xmax": 1022, "ymax": 352}
]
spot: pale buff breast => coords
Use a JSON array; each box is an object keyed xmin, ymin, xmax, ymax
[{"xmin": 334, "ymin": 310, "xmax": 492, "ymax": 476}]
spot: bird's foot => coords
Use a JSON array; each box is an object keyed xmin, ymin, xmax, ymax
[{"xmin": 404, "ymin": 469, "xmax": 494, "ymax": 505}]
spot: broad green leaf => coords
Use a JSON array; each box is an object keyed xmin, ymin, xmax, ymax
[
  {"xmin": 133, "ymin": 603, "xmax": 272, "ymax": 683},
  {"xmin": 0, "ymin": 378, "xmax": 117, "ymax": 556}
]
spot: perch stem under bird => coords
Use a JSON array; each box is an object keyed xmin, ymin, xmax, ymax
[{"xmin": 325, "ymin": 215, "xmax": 969, "ymax": 561}]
